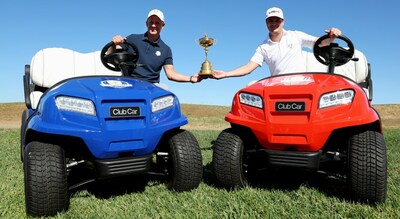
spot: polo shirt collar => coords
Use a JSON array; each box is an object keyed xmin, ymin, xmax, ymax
[
  {"xmin": 267, "ymin": 29, "xmax": 287, "ymax": 44},
  {"xmin": 143, "ymin": 32, "xmax": 161, "ymax": 46}
]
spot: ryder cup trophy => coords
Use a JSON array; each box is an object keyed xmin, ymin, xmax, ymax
[{"xmin": 197, "ymin": 34, "xmax": 215, "ymax": 77}]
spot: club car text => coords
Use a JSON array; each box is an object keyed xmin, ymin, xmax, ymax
[
  {"xmin": 275, "ymin": 102, "xmax": 305, "ymax": 112},
  {"xmin": 110, "ymin": 106, "xmax": 140, "ymax": 117}
]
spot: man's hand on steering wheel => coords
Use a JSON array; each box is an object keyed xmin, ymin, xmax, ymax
[
  {"xmin": 325, "ymin": 28, "xmax": 342, "ymax": 38},
  {"xmin": 319, "ymin": 28, "xmax": 342, "ymax": 47},
  {"xmin": 111, "ymin": 35, "xmax": 127, "ymax": 46}
]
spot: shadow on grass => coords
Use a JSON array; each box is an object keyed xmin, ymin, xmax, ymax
[
  {"xmin": 201, "ymin": 141, "xmax": 350, "ymax": 201},
  {"xmin": 70, "ymin": 174, "xmax": 149, "ymax": 199},
  {"xmin": 202, "ymin": 161, "xmax": 349, "ymax": 201},
  {"xmin": 68, "ymin": 154, "xmax": 349, "ymax": 202},
  {"xmin": 70, "ymin": 164, "xmax": 350, "ymax": 203},
  {"xmin": 252, "ymin": 168, "xmax": 348, "ymax": 201}
]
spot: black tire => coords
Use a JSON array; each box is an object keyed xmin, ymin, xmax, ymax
[
  {"xmin": 166, "ymin": 130, "xmax": 203, "ymax": 191},
  {"xmin": 347, "ymin": 130, "xmax": 387, "ymax": 204},
  {"xmin": 24, "ymin": 141, "xmax": 70, "ymax": 217},
  {"xmin": 20, "ymin": 109, "xmax": 30, "ymax": 162},
  {"xmin": 213, "ymin": 128, "xmax": 248, "ymax": 188}
]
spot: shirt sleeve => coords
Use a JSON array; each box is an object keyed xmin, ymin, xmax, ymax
[
  {"xmin": 294, "ymin": 31, "xmax": 317, "ymax": 49},
  {"xmin": 250, "ymin": 45, "xmax": 264, "ymax": 67},
  {"xmin": 164, "ymin": 46, "xmax": 173, "ymax": 65}
]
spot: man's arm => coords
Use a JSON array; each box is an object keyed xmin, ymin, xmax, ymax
[
  {"xmin": 213, "ymin": 61, "xmax": 259, "ymax": 79},
  {"xmin": 163, "ymin": 64, "xmax": 202, "ymax": 83}
]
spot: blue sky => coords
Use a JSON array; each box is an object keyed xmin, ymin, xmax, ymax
[{"xmin": 1, "ymin": 0, "xmax": 399, "ymax": 106}]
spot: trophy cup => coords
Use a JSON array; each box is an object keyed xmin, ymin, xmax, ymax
[{"xmin": 197, "ymin": 34, "xmax": 215, "ymax": 77}]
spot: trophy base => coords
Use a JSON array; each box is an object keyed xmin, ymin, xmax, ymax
[
  {"xmin": 199, "ymin": 60, "xmax": 214, "ymax": 77},
  {"xmin": 198, "ymin": 71, "xmax": 214, "ymax": 76}
]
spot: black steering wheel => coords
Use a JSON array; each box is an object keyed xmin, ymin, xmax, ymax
[
  {"xmin": 100, "ymin": 41, "xmax": 139, "ymax": 72},
  {"xmin": 313, "ymin": 34, "xmax": 355, "ymax": 67}
]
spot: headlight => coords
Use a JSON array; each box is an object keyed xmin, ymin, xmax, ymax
[
  {"xmin": 319, "ymin": 89, "xmax": 354, "ymax": 109},
  {"xmin": 152, "ymin": 95, "xmax": 174, "ymax": 113},
  {"xmin": 56, "ymin": 96, "xmax": 96, "ymax": 116},
  {"xmin": 239, "ymin": 92, "xmax": 263, "ymax": 109}
]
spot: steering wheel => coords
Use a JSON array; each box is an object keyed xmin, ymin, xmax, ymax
[
  {"xmin": 313, "ymin": 34, "xmax": 355, "ymax": 67},
  {"xmin": 100, "ymin": 41, "xmax": 139, "ymax": 72}
]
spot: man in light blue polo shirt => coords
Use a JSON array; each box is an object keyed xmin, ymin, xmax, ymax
[
  {"xmin": 213, "ymin": 7, "xmax": 342, "ymax": 79},
  {"xmin": 108, "ymin": 9, "xmax": 201, "ymax": 84}
]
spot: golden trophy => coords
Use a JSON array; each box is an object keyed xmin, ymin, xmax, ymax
[{"xmin": 197, "ymin": 34, "xmax": 215, "ymax": 77}]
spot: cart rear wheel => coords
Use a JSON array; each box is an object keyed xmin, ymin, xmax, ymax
[
  {"xmin": 24, "ymin": 141, "xmax": 69, "ymax": 217},
  {"xmin": 213, "ymin": 128, "xmax": 248, "ymax": 188},
  {"xmin": 348, "ymin": 130, "xmax": 387, "ymax": 203},
  {"xmin": 166, "ymin": 130, "xmax": 203, "ymax": 191}
]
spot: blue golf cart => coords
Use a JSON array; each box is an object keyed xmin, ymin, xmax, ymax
[{"xmin": 20, "ymin": 41, "xmax": 203, "ymax": 217}]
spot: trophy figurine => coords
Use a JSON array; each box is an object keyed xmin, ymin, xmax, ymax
[{"xmin": 197, "ymin": 34, "xmax": 215, "ymax": 77}]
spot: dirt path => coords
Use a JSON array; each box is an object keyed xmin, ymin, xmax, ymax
[
  {"xmin": 0, "ymin": 123, "xmax": 20, "ymax": 129},
  {"xmin": 0, "ymin": 103, "xmax": 24, "ymax": 129}
]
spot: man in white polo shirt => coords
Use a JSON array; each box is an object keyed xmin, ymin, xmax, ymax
[{"xmin": 213, "ymin": 7, "xmax": 342, "ymax": 78}]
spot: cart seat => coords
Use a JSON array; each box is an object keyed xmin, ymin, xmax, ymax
[
  {"xmin": 27, "ymin": 48, "xmax": 120, "ymax": 109},
  {"xmin": 302, "ymin": 49, "xmax": 371, "ymax": 99}
]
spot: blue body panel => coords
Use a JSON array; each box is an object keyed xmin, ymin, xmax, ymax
[{"xmin": 27, "ymin": 77, "xmax": 187, "ymax": 158}]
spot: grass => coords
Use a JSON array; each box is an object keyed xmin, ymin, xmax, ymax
[{"xmin": 1, "ymin": 128, "xmax": 400, "ymax": 218}]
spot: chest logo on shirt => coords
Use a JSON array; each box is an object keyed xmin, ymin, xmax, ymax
[
  {"xmin": 155, "ymin": 51, "xmax": 161, "ymax": 56},
  {"xmin": 288, "ymin": 43, "xmax": 293, "ymax": 48}
]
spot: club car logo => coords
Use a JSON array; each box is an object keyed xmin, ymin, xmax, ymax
[
  {"xmin": 110, "ymin": 106, "xmax": 140, "ymax": 118},
  {"xmin": 275, "ymin": 102, "xmax": 306, "ymax": 112},
  {"xmin": 100, "ymin": 80, "xmax": 132, "ymax": 88}
]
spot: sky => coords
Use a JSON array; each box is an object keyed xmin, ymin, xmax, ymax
[{"xmin": 1, "ymin": 0, "xmax": 399, "ymax": 106}]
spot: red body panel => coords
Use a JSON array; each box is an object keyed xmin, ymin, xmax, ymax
[{"xmin": 226, "ymin": 73, "xmax": 380, "ymax": 152}]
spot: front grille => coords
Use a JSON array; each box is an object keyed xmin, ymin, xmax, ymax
[
  {"xmin": 94, "ymin": 155, "xmax": 151, "ymax": 179},
  {"xmin": 265, "ymin": 150, "xmax": 321, "ymax": 170}
]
